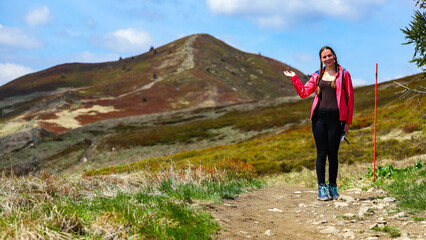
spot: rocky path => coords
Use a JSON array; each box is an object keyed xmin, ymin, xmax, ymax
[{"xmin": 208, "ymin": 185, "xmax": 425, "ymax": 240}]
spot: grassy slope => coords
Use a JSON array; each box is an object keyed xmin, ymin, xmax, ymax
[
  {"xmin": 0, "ymin": 73, "xmax": 424, "ymax": 176},
  {"xmin": 83, "ymin": 73, "xmax": 425, "ymax": 176}
]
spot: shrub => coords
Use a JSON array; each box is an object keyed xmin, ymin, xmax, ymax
[{"xmin": 401, "ymin": 123, "xmax": 421, "ymax": 133}]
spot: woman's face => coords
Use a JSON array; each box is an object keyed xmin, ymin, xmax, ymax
[{"xmin": 321, "ymin": 49, "xmax": 335, "ymax": 67}]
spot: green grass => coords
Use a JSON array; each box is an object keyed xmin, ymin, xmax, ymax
[
  {"xmin": 53, "ymin": 190, "xmax": 220, "ymax": 239},
  {"xmin": 371, "ymin": 225, "xmax": 401, "ymax": 238},
  {"xmin": 0, "ymin": 160, "xmax": 263, "ymax": 239},
  {"xmin": 157, "ymin": 177, "xmax": 264, "ymax": 202},
  {"xmin": 412, "ymin": 216, "xmax": 425, "ymax": 221},
  {"xmin": 368, "ymin": 160, "xmax": 425, "ymax": 212}
]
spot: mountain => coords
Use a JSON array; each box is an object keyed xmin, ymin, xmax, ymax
[{"xmin": 0, "ymin": 34, "xmax": 308, "ymax": 134}]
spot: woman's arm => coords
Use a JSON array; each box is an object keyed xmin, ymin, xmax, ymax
[
  {"xmin": 344, "ymin": 70, "xmax": 354, "ymax": 125},
  {"xmin": 283, "ymin": 71, "xmax": 317, "ymax": 99}
]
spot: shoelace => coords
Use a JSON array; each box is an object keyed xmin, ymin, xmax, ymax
[{"xmin": 319, "ymin": 186, "xmax": 328, "ymax": 196}]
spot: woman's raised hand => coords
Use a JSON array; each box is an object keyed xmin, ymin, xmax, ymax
[{"xmin": 283, "ymin": 70, "xmax": 296, "ymax": 78}]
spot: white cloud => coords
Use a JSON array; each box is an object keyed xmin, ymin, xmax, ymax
[
  {"xmin": 206, "ymin": 0, "xmax": 387, "ymax": 28},
  {"xmin": 0, "ymin": 26, "xmax": 41, "ymax": 49},
  {"xmin": 351, "ymin": 77, "xmax": 369, "ymax": 87},
  {"xmin": 0, "ymin": 63, "xmax": 35, "ymax": 87},
  {"xmin": 25, "ymin": 6, "xmax": 52, "ymax": 27},
  {"xmin": 103, "ymin": 28, "xmax": 154, "ymax": 53}
]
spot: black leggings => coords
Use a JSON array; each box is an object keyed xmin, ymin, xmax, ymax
[{"xmin": 312, "ymin": 110, "xmax": 345, "ymax": 185}]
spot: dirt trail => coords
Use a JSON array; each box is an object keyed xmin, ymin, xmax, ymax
[{"xmin": 208, "ymin": 185, "xmax": 425, "ymax": 240}]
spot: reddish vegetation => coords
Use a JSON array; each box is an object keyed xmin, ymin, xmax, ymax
[
  {"xmin": 0, "ymin": 34, "xmax": 308, "ymax": 133},
  {"xmin": 37, "ymin": 121, "xmax": 69, "ymax": 133},
  {"xmin": 37, "ymin": 112, "xmax": 59, "ymax": 120}
]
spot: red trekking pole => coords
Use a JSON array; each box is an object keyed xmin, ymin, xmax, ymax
[{"xmin": 373, "ymin": 64, "xmax": 378, "ymax": 182}]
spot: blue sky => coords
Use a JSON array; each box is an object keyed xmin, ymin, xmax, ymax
[{"xmin": 0, "ymin": 0, "xmax": 422, "ymax": 87}]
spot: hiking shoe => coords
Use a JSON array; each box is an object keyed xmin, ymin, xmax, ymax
[
  {"xmin": 317, "ymin": 184, "xmax": 329, "ymax": 201},
  {"xmin": 328, "ymin": 184, "xmax": 340, "ymax": 200}
]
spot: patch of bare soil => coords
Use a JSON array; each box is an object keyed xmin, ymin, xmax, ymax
[{"xmin": 208, "ymin": 185, "xmax": 425, "ymax": 240}]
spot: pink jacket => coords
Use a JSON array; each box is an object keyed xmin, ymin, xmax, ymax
[{"xmin": 290, "ymin": 66, "xmax": 354, "ymax": 124}]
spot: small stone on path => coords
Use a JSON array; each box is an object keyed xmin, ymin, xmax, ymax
[
  {"xmin": 358, "ymin": 207, "xmax": 370, "ymax": 216},
  {"xmin": 383, "ymin": 197, "xmax": 396, "ymax": 202},
  {"xmin": 312, "ymin": 219, "xmax": 328, "ymax": 225},
  {"xmin": 342, "ymin": 229, "xmax": 355, "ymax": 239},
  {"xmin": 392, "ymin": 212, "xmax": 405, "ymax": 219},
  {"xmin": 264, "ymin": 230, "xmax": 274, "ymax": 236},
  {"xmin": 376, "ymin": 217, "xmax": 387, "ymax": 224},
  {"xmin": 375, "ymin": 203, "xmax": 386, "ymax": 209},
  {"xmin": 320, "ymin": 226, "xmax": 339, "ymax": 234},
  {"xmin": 268, "ymin": 208, "xmax": 283, "ymax": 213},
  {"xmin": 339, "ymin": 195, "xmax": 355, "ymax": 202},
  {"xmin": 334, "ymin": 202, "xmax": 349, "ymax": 208}
]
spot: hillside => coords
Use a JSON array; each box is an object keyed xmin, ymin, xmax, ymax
[
  {"xmin": 0, "ymin": 34, "xmax": 307, "ymax": 134},
  {"xmin": 0, "ymin": 70, "xmax": 424, "ymax": 176},
  {"xmin": 82, "ymin": 72, "xmax": 425, "ymax": 177}
]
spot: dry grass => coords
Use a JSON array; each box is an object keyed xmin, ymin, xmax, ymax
[
  {"xmin": 41, "ymin": 105, "xmax": 119, "ymax": 129},
  {"xmin": 0, "ymin": 158, "xmax": 260, "ymax": 239},
  {"xmin": 0, "ymin": 172, "xmax": 149, "ymax": 238}
]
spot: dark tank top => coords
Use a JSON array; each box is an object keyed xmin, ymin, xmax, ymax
[{"xmin": 318, "ymin": 80, "xmax": 338, "ymax": 110}]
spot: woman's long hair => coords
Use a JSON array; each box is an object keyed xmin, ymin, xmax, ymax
[{"xmin": 316, "ymin": 46, "xmax": 339, "ymax": 96}]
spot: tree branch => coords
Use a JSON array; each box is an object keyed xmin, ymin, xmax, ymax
[{"xmin": 394, "ymin": 82, "xmax": 426, "ymax": 94}]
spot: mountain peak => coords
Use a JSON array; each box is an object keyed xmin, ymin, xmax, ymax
[{"xmin": 0, "ymin": 34, "xmax": 308, "ymax": 133}]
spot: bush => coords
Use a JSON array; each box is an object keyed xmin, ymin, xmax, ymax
[{"xmin": 401, "ymin": 123, "xmax": 421, "ymax": 133}]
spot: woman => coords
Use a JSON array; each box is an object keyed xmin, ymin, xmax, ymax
[{"xmin": 283, "ymin": 46, "xmax": 354, "ymax": 200}]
